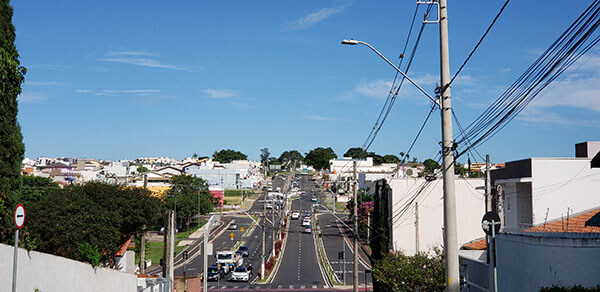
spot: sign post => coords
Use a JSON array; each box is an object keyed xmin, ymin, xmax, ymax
[
  {"xmin": 13, "ymin": 204, "xmax": 25, "ymax": 292},
  {"xmin": 481, "ymin": 211, "xmax": 501, "ymax": 292}
]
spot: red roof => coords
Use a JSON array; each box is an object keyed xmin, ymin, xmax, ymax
[
  {"xmin": 115, "ymin": 237, "xmax": 133, "ymax": 257},
  {"xmin": 525, "ymin": 208, "xmax": 600, "ymax": 233},
  {"xmin": 462, "ymin": 208, "xmax": 600, "ymax": 250}
]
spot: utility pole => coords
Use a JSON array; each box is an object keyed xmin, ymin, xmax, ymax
[
  {"xmin": 272, "ymin": 197, "xmax": 276, "ymax": 257},
  {"xmin": 139, "ymin": 174, "xmax": 148, "ymax": 274},
  {"xmin": 415, "ymin": 202, "xmax": 420, "ymax": 253},
  {"xmin": 485, "ymin": 154, "xmax": 492, "ymax": 213},
  {"xmin": 352, "ymin": 160, "xmax": 358, "ymax": 292},
  {"xmin": 164, "ymin": 210, "xmax": 175, "ymax": 291},
  {"xmin": 261, "ymin": 193, "xmax": 266, "ymax": 280},
  {"xmin": 439, "ymin": 0, "xmax": 460, "ymax": 290}
]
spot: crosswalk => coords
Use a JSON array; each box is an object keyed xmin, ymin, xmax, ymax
[{"xmin": 207, "ymin": 284, "xmax": 328, "ymax": 290}]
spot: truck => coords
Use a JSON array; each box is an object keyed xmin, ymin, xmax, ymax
[{"xmin": 215, "ymin": 250, "xmax": 243, "ymax": 273}]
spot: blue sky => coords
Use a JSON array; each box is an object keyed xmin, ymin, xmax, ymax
[{"xmin": 12, "ymin": 1, "xmax": 600, "ymax": 163}]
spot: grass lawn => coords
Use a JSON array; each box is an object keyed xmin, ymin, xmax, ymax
[
  {"xmin": 335, "ymin": 202, "xmax": 347, "ymax": 213},
  {"xmin": 139, "ymin": 220, "xmax": 205, "ymax": 266}
]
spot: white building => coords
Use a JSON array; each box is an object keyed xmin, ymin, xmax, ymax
[
  {"xmin": 383, "ymin": 176, "xmax": 486, "ymax": 255},
  {"xmin": 492, "ymin": 141, "xmax": 600, "ymax": 232}
]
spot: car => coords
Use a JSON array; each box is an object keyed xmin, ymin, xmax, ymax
[
  {"xmin": 265, "ymin": 203, "xmax": 273, "ymax": 209},
  {"xmin": 228, "ymin": 222, "xmax": 238, "ymax": 230},
  {"xmin": 311, "ymin": 197, "xmax": 318, "ymax": 202},
  {"xmin": 230, "ymin": 266, "xmax": 250, "ymax": 282},
  {"xmin": 291, "ymin": 212, "xmax": 300, "ymax": 219},
  {"xmin": 302, "ymin": 219, "xmax": 311, "ymax": 227},
  {"xmin": 303, "ymin": 226, "xmax": 312, "ymax": 233},
  {"xmin": 207, "ymin": 264, "xmax": 225, "ymax": 281},
  {"xmin": 237, "ymin": 245, "xmax": 249, "ymax": 257}
]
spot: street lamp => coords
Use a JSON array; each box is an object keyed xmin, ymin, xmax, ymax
[{"xmin": 341, "ymin": 39, "xmax": 439, "ymax": 107}]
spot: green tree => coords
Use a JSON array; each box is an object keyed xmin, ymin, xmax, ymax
[
  {"xmin": 372, "ymin": 249, "xmax": 445, "ymax": 292},
  {"xmin": 268, "ymin": 157, "xmax": 280, "ymax": 165},
  {"xmin": 260, "ymin": 148, "xmax": 270, "ymax": 164},
  {"xmin": 192, "ymin": 153, "xmax": 198, "ymax": 159},
  {"xmin": 383, "ymin": 154, "xmax": 400, "ymax": 164},
  {"xmin": 212, "ymin": 149, "xmax": 248, "ymax": 163},
  {"xmin": 368, "ymin": 152, "xmax": 384, "ymax": 165},
  {"xmin": 137, "ymin": 165, "xmax": 149, "ymax": 173},
  {"xmin": 305, "ymin": 147, "xmax": 337, "ymax": 170},
  {"xmin": 278, "ymin": 150, "xmax": 304, "ymax": 169},
  {"xmin": 167, "ymin": 175, "xmax": 213, "ymax": 230},
  {"xmin": 27, "ymin": 182, "xmax": 163, "ymax": 266},
  {"xmin": 423, "ymin": 159, "xmax": 441, "ymax": 174},
  {"xmin": 0, "ymin": 0, "xmax": 27, "ymax": 243},
  {"xmin": 343, "ymin": 147, "xmax": 368, "ymax": 159}
]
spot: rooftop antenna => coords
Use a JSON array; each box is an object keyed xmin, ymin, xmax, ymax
[{"xmin": 543, "ymin": 208, "xmax": 549, "ymax": 232}]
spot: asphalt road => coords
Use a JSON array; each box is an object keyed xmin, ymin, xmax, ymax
[{"xmin": 271, "ymin": 175, "xmax": 326, "ymax": 288}]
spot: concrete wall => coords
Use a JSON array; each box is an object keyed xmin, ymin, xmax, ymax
[
  {"xmin": 0, "ymin": 243, "xmax": 137, "ymax": 292},
  {"xmin": 496, "ymin": 232, "xmax": 600, "ymax": 291},
  {"xmin": 387, "ymin": 177, "xmax": 486, "ymax": 255}
]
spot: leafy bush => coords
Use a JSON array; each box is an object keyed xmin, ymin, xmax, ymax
[
  {"xmin": 77, "ymin": 243, "xmax": 101, "ymax": 267},
  {"xmin": 372, "ymin": 249, "xmax": 445, "ymax": 292},
  {"xmin": 540, "ymin": 285, "xmax": 600, "ymax": 292}
]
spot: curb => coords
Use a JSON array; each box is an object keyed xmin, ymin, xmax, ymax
[
  {"xmin": 313, "ymin": 214, "xmax": 336, "ymax": 287},
  {"xmin": 263, "ymin": 214, "xmax": 290, "ymax": 284}
]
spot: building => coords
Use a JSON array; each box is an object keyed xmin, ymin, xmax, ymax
[{"xmin": 376, "ymin": 176, "xmax": 485, "ymax": 255}]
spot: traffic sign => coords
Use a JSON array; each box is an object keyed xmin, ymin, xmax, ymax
[
  {"xmin": 481, "ymin": 211, "xmax": 501, "ymax": 236},
  {"xmin": 240, "ymin": 227, "xmax": 244, "ymax": 232},
  {"xmin": 230, "ymin": 232, "xmax": 234, "ymax": 240},
  {"xmin": 14, "ymin": 204, "xmax": 25, "ymax": 229}
]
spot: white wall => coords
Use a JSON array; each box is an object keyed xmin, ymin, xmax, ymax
[
  {"xmin": 0, "ymin": 243, "xmax": 137, "ymax": 292},
  {"xmin": 531, "ymin": 158, "xmax": 600, "ymax": 225},
  {"xmin": 496, "ymin": 232, "xmax": 600, "ymax": 291},
  {"xmin": 388, "ymin": 177, "xmax": 486, "ymax": 255}
]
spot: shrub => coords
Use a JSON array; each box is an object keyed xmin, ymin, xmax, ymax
[
  {"xmin": 372, "ymin": 248, "xmax": 444, "ymax": 292},
  {"xmin": 275, "ymin": 240, "xmax": 282, "ymax": 255},
  {"xmin": 540, "ymin": 285, "xmax": 600, "ymax": 292}
]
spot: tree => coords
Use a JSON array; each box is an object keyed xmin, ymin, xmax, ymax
[
  {"xmin": 27, "ymin": 182, "xmax": 163, "ymax": 266},
  {"xmin": 0, "ymin": 0, "xmax": 26, "ymax": 244},
  {"xmin": 305, "ymin": 147, "xmax": 337, "ymax": 170},
  {"xmin": 278, "ymin": 150, "xmax": 304, "ymax": 169},
  {"xmin": 344, "ymin": 147, "xmax": 368, "ymax": 159},
  {"xmin": 260, "ymin": 148, "xmax": 270, "ymax": 164},
  {"xmin": 213, "ymin": 149, "xmax": 248, "ymax": 163},
  {"xmin": 423, "ymin": 159, "xmax": 441, "ymax": 174},
  {"xmin": 268, "ymin": 157, "xmax": 280, "ymax": 165},
  {"xmin": 167, "ymin": 175, "xmax": 213, "ymax": 230},
  {"xmin": 372, "ymin": 249, "xmax": 445, "ymax": 292},
  {"xmin": 383, "ymin": 154, "xmax": 400, "ymax": 164},
  {"xmin": 137, "ymin": 165, "xmax": 149, "ymax": 173},
  {"xmin": 368, "ymin": 152, "xmax": 384, "ymax": 165},
  {"xmin": 192, "ymin": 153, "xmax": 198, "ymax": 159}
]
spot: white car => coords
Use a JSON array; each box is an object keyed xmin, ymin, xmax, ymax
[
  {"xmin": 291, "ymin": 212, "xmax": 300, "ymax": 219},
  {"xmin": 302, "ymin": 219, "xmax": 311, "ymax": 227},
  {"xmin": 311, "ymin": 197, "xmax": 318, "ymax": 202},
  {"xmin": 230, "ymin": 266, "xmax": 250, "ymax": 282},
  {"xmin": 303, "ymin": 226, "xmax": 312, "ymax": 233}
]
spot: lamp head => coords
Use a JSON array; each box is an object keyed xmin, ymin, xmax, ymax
[{"xmin": 341, "ymin": 39, "xmax": 359, "ymax": 45}]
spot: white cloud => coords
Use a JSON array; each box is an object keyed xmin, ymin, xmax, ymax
[
  {"xmin": 76, "ymin": 89, "xmax": 163, "ymax": 96},
  {"xmin": 355, "ymin": 79, "xmax": 394, "ymax": 99},
  {"xmin": 107, "ymin": 50, "xmax": 157, "ymax": 57},
  {"xmin": 99, "ymin": 57, "xmax": 189, "ymax": 71},
  {"xmin": 518, "ymin": 108, "xmax": 600, "ymax": 128},
  {"xmin": 289, "ymin": 2, "xmax": 352, "ymax": 30},
  {"xmin": 304, "ymin": 115, "xmax": 339, "ymax": 121},
  {"xmin": 18, "ymin": 92, "xmax": 47, "ymax": 103},
  {"xmin": 24, "ymin": 81, "xmax": 64, "ymax": 86},
  {"xmin": 203, "ymin": 89, "xmax": 240, "ymax": 98}
]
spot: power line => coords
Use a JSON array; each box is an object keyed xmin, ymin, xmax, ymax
[{"xmin": 447, "ymin": 0, "xmax": 511, "ymax": 87}]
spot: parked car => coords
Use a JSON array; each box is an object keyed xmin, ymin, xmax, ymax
[
  {"xmin": 237, "ymin": 245, "xmax": 249, "ymax": 257},
  {"xmin": 303, "ymin": 226, "xmax": 312, "ymax": 233},
  {"xmin": 230, "ymin": 266, "xmax": 250, "ymax": 282},
  {"xmin": 229, "ymin": 222, "xmax": 238, "ymax": 230},
  {"xmin": 291, "ymin": 212, "xmax": 300, "ymax": 219}
]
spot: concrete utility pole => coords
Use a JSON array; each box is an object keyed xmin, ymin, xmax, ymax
[
  {"xmin": 272, "ymin": 198, "xmax": 276, "ymax": 257},
  {"xmin": 352, "ymin": 160, "xmax": 358, "ymax": 292},
  {"xmin": 164, "ymin": 211, "xmax": 175, "ymax": 291},
  {"xmin": 139, "ymin": 174, "xmax": 148, "ymax": 274},
  {"xmin": 438, "ymin": 0, "xmax": 459, "ymax": 290},
  {"xmin": 261, "ymin": 193, "xmax": 266, "ymax": 280},
  {"xmin": 415, "ymin": 202, "xmax": 420, "ymax": 253},
  {"xmin": 485, "ymin": 154, "xmax": 492, "ymax": 213}
]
